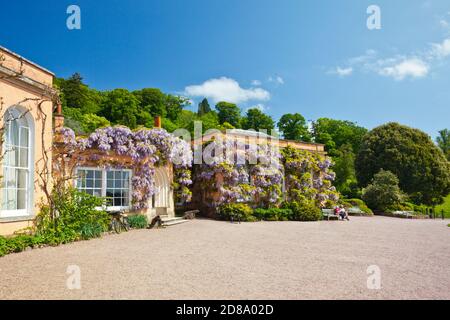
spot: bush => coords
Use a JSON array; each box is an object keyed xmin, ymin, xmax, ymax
[
  {"xmin": 362, "ymin": 170, "xmax": 406, "ymax": 212},
  {"xmin": 253, "ymin": 208, "xmax": 293, "ymax": 221},
  {"xmin": 341, "ymin": 198, "xmax": 373, "ymax": 214},
  {"xmin": 281, "ymin": 200, "xmax": 322, "ymax": 221},
  {"xmin": 218, "ymin": 203, "xmax": 256, "ymax": 222},
  {"xmin": 36, "ymin": 187, "xmax": 109, "ymax": 244},
  {"xmin": 128, "ymin": 215, "xmax": 148, "ymax": 229}
]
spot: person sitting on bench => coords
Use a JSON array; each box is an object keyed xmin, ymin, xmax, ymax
[{"xmin": 339, "ymin": 206, "xmax": 350, "ymax": 221}]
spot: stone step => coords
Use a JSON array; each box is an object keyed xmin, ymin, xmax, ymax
[{"xmin": 161, "ymin": 216, "xmax": 189, "ymax": 227}]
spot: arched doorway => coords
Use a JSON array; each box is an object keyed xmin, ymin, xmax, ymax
[{"xmin": 153, "ymin": 167, "xmax": 171, "ymax": 216}]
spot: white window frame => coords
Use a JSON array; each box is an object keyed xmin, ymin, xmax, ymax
[
  {"xmin": 75, "ymin": 167, "xmax": 132, "ymax": 211},
  {"xmin": 1, "ymin": 107, "xmax": 34, "ymax": 218}
]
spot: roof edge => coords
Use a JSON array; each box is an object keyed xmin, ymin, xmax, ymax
[{"xmin": 0, "ymin": 45, "xmax": 55, "ymax": 77}]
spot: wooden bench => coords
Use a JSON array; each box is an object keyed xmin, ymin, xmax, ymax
[{"xmin": 322, "ymin": 209, "xmax": 339, "ymax": 221}]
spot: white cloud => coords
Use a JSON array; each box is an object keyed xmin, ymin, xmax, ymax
[
  {"xmin": 251, "ymin": 80, "xmax": 262, "ymax": 86},
  {"xmin": 328, "ymin": 67, "xmax": 353, "ymax": 77},
  {"xmin": 268, "ymin": 76, "xmax": 284, "ymax": 85},
  {"xmin": 377, "ymin": 58, "xmax": 429, "ymax": 80},
  {"xmin": 184, "ymin": 77, "xmax": 270, "ymax": 104},
  {"xmin": 246, "ymin": 103, "xmax": 267, "ymax": 112},
  {"xmin": 430, "ymin": 38, "xmax": 450, "ymax": 58}
]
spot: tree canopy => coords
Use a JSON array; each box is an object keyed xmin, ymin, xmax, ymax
[
  {"xmin": 356, "ymin": 122, "xmax": 450, "ymax": 206},
  {"xmin": 241, "ymin": 108, "xmax": 275, "ymax": 132},
  {"xmin": 437, "ymin": 129, "xmax": 450, "ymax": 161},
  {"xmin": 277, "ymin": 113, "xmax": 311, "ymax": 142},
  {"xmin": 215, "ymin": 101, "xmax": 241, "ymax": 128}
]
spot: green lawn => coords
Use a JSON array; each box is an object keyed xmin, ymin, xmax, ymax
[{"xmin": 436, "ymin": 194, "xmax": 450, "ymax": 218}]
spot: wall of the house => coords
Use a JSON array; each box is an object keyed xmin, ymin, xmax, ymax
[{"xmin": 0, "ymin": 48, "xmax": 54, "ymax": 235}]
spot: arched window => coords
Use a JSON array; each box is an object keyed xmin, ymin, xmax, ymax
[{"xmin": 1, "ymin": 107, "xmax": 34, "ymax": 217}]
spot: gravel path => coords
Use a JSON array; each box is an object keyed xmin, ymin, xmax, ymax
[{"xmin": 0, "ymin": 216, "xmax": 449, "ymax": 300}]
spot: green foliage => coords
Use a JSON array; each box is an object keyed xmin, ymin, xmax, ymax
[
  {"xmin": 333, "ymin": 144, "xmax": 360, "ymax": 197},
  {"xmin": 215, "ymin": 101, "xmax": 241, "ymax": 128},
  {"xmin": 436, "ymin": 129, "xmax": 450, "ymax": 161},
  {"xmin": 277, "ymin": 113, "xmax": 311, "ymax": 142},
  {"xmin": 100, "ymin": 89, "xmax": 141, "ymax": 129},
  {"xmin": 241, "ymin": 108, "xmax": 275, "ymax": 132},
  {"xmin": 435, "ymin": 194, "xmax": 450, "ymax": 218},
  {"xmin": 356, "ymin": 122, "xmax": 450, "ymax": 206},
  {"xmin": 312, "ymin": 118, "xmax": 368, "ymax": 156},
  {"xmin": 281, "ymin": 199, "xmax": 322, "ymax": 221},
  {"xmin": 253, "ymin": 208, "xmax": 293, "ymax": 221},
  {"xmin": 81, "ymin": 113, "xmax": 111, "ymax": 133},
  {"xmin": 35, "ymin": 187, "xmax": 109, "ymax": 245},
  {"xmin": 362, "ymin": 170, "xmax": 406, "ymax": 212},
  {"xmin": 197, "ymin": 98, "xmax": 212, "ymax": 116},
  {"xmin": 218, "ymin": 203, "xmax": 256, "ymax": 222},
  {"xmin": 341, "ymin": 198, "xmax": 373, "ymax": 214},
  {"xmin": 128, "ymin": 215, "xmax": 148, "ymax": 229}
]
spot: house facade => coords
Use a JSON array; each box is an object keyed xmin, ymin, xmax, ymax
[{"xmin": 0, "ymin": 46, "xmax": 55, "ymax": 235}]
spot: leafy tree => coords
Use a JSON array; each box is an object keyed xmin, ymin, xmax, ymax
[
  {"xmin": 81, "ymin": 114, "xmax": 110, "ymax": 133},
  {"xmin": 333, "ymin": 144, "xmax": 360, "ymax": 197},
  {"xmin": 197, "ymin": 98, "xmax": 212, "ymax": 116},
  {"xmin": 362, "ymin": 170, "xmax": 406, "ymax": 212},
  {"xmin": 55, "ymin": 73, "xmax": 102, "ymax": 114},
  {"xmin": 356, "ymin": 122, "xmax": 450, "ymax": 206},
  {"xmin": 277, "ymin": 113, "xmax": 311, "ymax": 142},
  {"xmin": 215, "ymin": 102, "xmax": 241, "ymax": 128},
  {"xmin": 100, "ymin": 89, "xmax": 140, "ymax": 129},
  {"xmin": 312, "ymin": 118, "xmax": 367, "ymax": 156},
  {"xmin": 437, "ymin": 129, "xmax": 450, "ymax": 161},
  {"xmin": 241, "ymin": 108, "xmax": 275, "ymax": 131},
  {"xmin": 133, "ymin": 88, "xmax": 166, "ymax": 118}
]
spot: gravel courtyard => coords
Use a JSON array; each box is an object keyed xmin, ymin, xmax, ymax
[{"xmin": 0, "ymin": 216, "xmax": 449, "ymax": 300}]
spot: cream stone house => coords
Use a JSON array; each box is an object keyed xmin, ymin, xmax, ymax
[
  {"xmin": 0, "ymin": 46, "xmax": 55, "ymax": 235},
  {"xmin": 0, "ymin": 47, "xmax": 177, "ymax": 235}
]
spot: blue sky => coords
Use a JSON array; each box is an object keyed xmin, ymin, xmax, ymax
[{"xmin": 1, "ymin": 0, "xmax": 449, "ymax": 137}]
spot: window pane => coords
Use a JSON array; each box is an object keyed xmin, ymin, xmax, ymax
[
  {"xmin": 19, "ymin": 147, "xmax": 28, "ymax": 168},
  {"xmin": 20, "ymin": 127, "xmax": 29, "ymax": 147},
  {"xmin": 86, "ymin": 179, "xmax": 94, "ymax": 188},
  {"xmin": 86, "ymin": 170, "xmax": 94, "ymax": 179},
  {"xmin": 17, "ymin": 190, "xmax": 26, "ymax": 210},
  {"xmin": 17, "ymin": 169, "xmax": 27, "ymax": 189},
  {"xmin": 107, "ymin": 171, "xmax": 114, "ymax": 180},
  {"xmin": 7, "ymin": 189, "xmax": 16, "ymax": 210}
]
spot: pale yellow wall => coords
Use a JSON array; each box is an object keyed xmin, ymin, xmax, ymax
[{"xmin": 0, "ymin": 48, "xmax": 54, "ymax": 236}]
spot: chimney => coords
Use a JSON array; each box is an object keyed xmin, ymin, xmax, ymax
[
  {"xmin": 54, "ymin": 103, "xmax": 65, "ymax": 131},
  {"xmin": 154, "ymin": 116, "xmax": 162, "ymax": 128}
]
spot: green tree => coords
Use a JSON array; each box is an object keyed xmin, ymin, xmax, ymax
[
  {"xmin": 197, "ymin": 98, "xmax": 212, "ymax": 116},
  {"xmin": 133, "ymin": 88, "xmax": 167, "ymax": 118},
  {"xmin": 356, "ymin": 122, "xmax": 450, "ymax": 206},
  {"xmin": 362, "ymin": 170, "xmax": 406, "ymax": 212},
  {"xmin": 312, "ymin": 118, "xmax": 367, "ymax": 156},
  {"xmin": 101, "ymin": 89, "xmax": 140, "ymax": 129},
  {"xmin": 333, "ymin": 144, "xmax": 359, "ymax": 197},
  {"xmin": 55, "ymin": 73, "xmax": 102, "ymax": 114},
  {"xmin": 241, "ymin": 108, "xmax": 275, "ymax": 131},
  {"xmin": 81, "ymin": 114, "xmax": 111, "ymax": 133},
  {"xmin": 277, "ymin": 113, "xmax": 311, "ymax": 142},
  {"xmin": 215, "ymin": 102, "xmax": 241, "ymax": 128},
  {"xmin": 436, "ymin": 129, "xmax": 450, "ymax": 160}
]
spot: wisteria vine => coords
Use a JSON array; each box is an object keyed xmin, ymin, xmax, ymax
[{"xmin": 59, "ymin": 126, "xmax": 193, "ymax": 210}]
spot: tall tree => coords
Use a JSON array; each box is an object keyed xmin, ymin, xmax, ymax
[
  {"xmin": 436, "ymin": 129, "xmax": 450, "ymax": 160},
  {"xmin": 241, "ymin": 108, "xmax": 275, "ymax": 131},
  {"xmin": 312, "ymin": 118, "xmax": 367, "ymax": 156},
  {"xmin": 215, "ymin": 101, "xmax": 241, "ymax": 128},
  {"xmin": 101, "ymin": 89, "xmax": 141, "ymax": 129},
  {"xmin": 197, "ymin": 98, "xmax": 212, "ymax": 116},
  {"xmin": 356, "ymin": 122, "xmax": 450, "ymax": 206},
  {"xmin": 277, "ymin": 113, "xmax": 311, "ymax": 142}
]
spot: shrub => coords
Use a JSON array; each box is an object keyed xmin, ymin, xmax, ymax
[
  {"xmin": 218, "ymin": 203, "xmax": 255, "ymax": 222},
  {"xmin": 128, "ymin": 215, "xmax": 148, "ymax": 229},
  {"xmin": 341, "ymin": 198, "xmax": 373, "ymax": 214},
  {"xmin": 362, "ymin": 170, "xmax": 406, "ymax": 212},
  {"xmin": 253, "ymin": 208, "xmax": 293, "ymax": 221},
  {"xmin": 281, "ymin": 200, "xmax": 322, "ymax": 221},
  {"xmin": 36, "ymin": 187, "xmax": 109, "ymax": 244}
]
